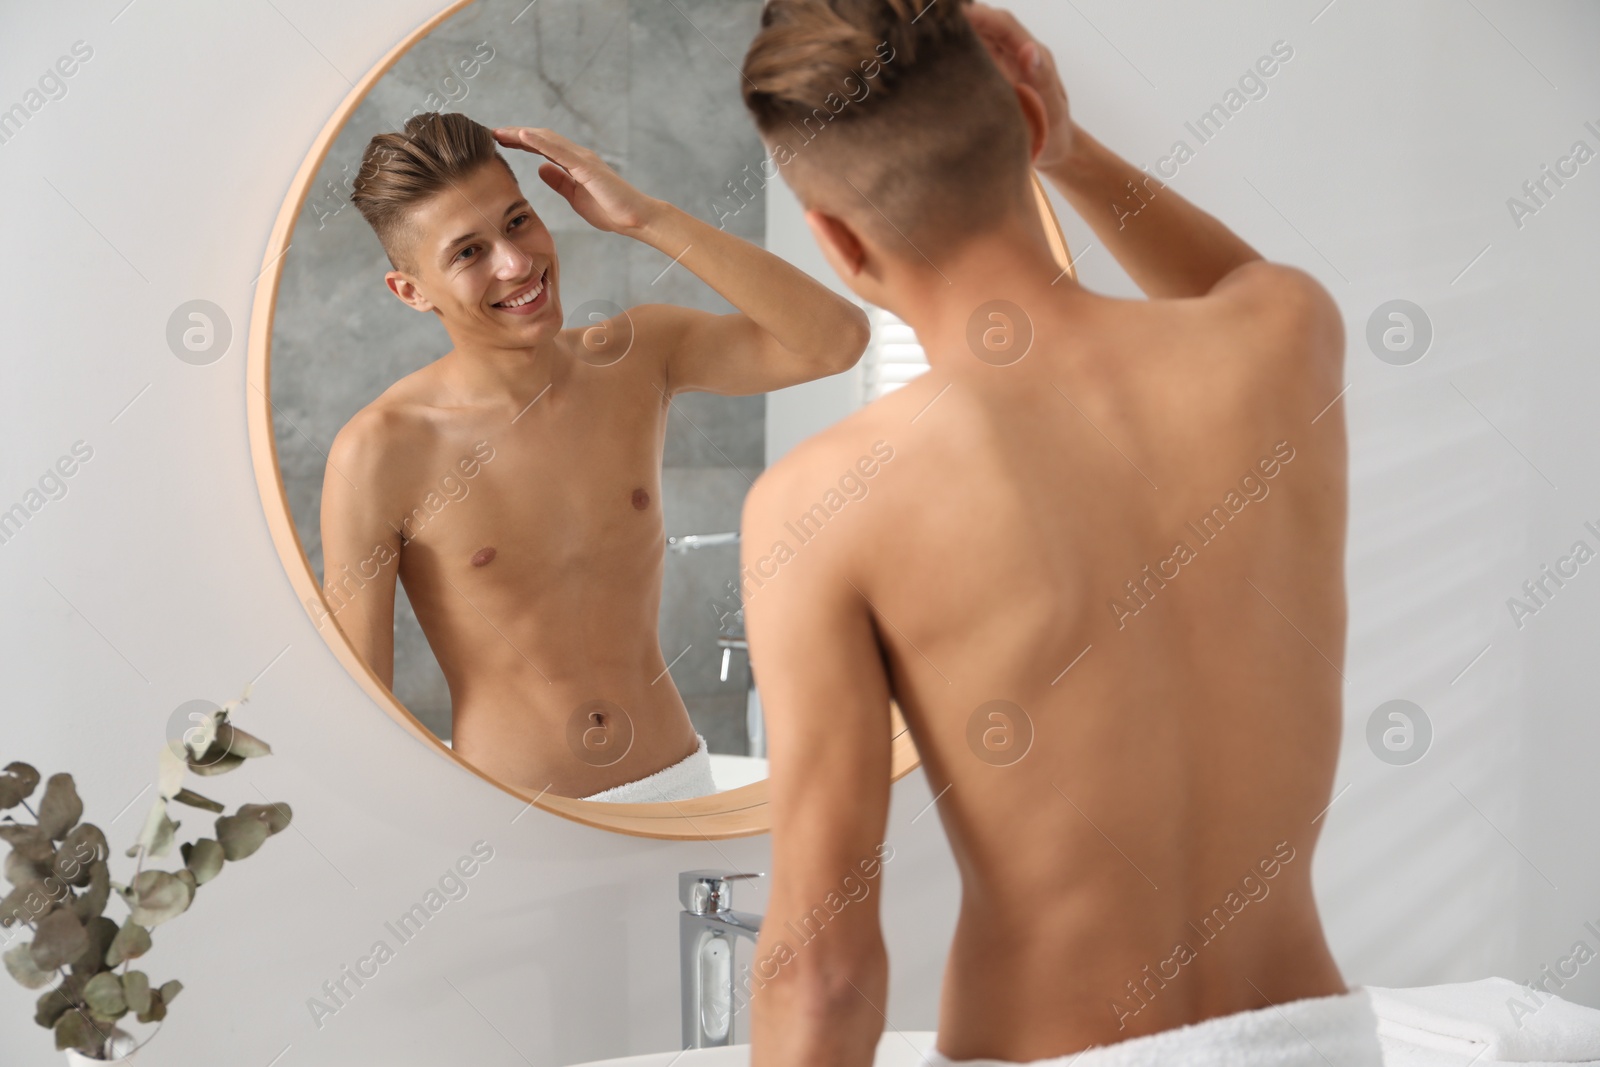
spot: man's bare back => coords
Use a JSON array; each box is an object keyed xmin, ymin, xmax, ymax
[
  {"xmin": 738, "ymin": 6, "xmax": 1355, "ymax": 1061},
  {"xmin": 752, "ymin": 270, "xmax": 1348, "ymax": 1059}
]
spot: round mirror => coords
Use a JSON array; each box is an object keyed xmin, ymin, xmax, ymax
[{"xmin": 247, "ymin": 0, "xmax": 1074, "ymax": 837}]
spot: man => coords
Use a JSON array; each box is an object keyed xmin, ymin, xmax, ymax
[
  {"xmin": 320, "ymin": 111, "xmax": 869, "ymax": 801},
  {"xmin": 737, "ymin": 2, "xmax": 1374, "ymax": 1065}
]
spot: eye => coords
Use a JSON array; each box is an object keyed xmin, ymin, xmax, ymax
[
  {"xmin": 508, "ymin": 213, "xmax": 530, "ymax": 231},
  {"xmin": 455, "ymin": 245, "xmax": 478, "ymax": 263}
]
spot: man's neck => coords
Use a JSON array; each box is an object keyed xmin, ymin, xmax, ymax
[
  {"xmin": 890, "ymin": 214, "xmax": 1089, "ymax": 372},
  {"xmin": 435, "ymin": 331, "xmax": 565, "ymax": 407}
]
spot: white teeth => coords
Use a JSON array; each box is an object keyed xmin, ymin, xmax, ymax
[{"xmin": 496, "ymin": 270, "xmax": 547, "ymax": 309}]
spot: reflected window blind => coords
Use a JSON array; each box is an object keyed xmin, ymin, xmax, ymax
[{"xmin": 862, "ymin": 306, "xmax": 928, "ymax": 404}]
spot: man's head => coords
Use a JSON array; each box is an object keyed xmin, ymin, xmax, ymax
[
  {"xmin": 741, "ymin": 0, "xmax": 1040, "ymax": 302},
  {"xmin": 351, "ymin": 112, "xmax": 561, "ymax": 349}
]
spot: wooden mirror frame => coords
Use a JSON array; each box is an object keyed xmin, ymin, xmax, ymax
[{"xmin": 245, "ymin": 0, "xmax": 1077, "ymax": 839}]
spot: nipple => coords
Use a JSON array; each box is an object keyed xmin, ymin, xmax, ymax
[
  {"xmin": 632, "ymin": 488, "xmax": 650, "ymax": 511},
  {"xmin": 470, "ymin": 546, "xmax": 497, "ymax": 567}
]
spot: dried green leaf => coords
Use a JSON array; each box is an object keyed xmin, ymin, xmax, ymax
[
  {"xmin": 4, "ymin": 941, "xmax": 55, "ymax": 989},
  {"xmin": 83, "ymin": 971, "xmax": 126, "ymax": 1018},
  {"xmin": 0, "ymin": 762, "xmax": 40, "ymax": 810},
  {"xmin": 105, "ymin": 920, "xmax": 151, "ymax": 967},
  {"xmin": 135, "ymin": 986, "xmax": 167, "ymax": 1024},
  {"xmin": 181, "ymin": 838, "xmax": 225, "ymax": 885},
  {"xmin": 187, "ymin": 751, "xmax": 246, "ymax": 777},
  {"xmin": 57, "ymin": 969, "xmax": 90, "ymax": 1001},
  {"xmin": 214, "ymin": 722, "xmax": 272, "ymax": 759},
  {"xmin": 70, "ymin": 916, "xmax": 117, "ymax": 975},
  {"xmin": 54, "ymin": 1005, "xmax": 105, "ymax": 1054},
  {"xmin": 120, "ymin": 870, "xmax": 192, "ymax": 927},
  {"xmin": 121, "ymin": 970, "xmax": 151, "ymax": 1016},
  {"xmin": 56, "ymin": 823, "xmax": 108, "ymax": 887},
  {"xmin": 0, "ymin": 823, "xmax": 55, "ymax": 864},
  {"xmin": 34, "ymin": 985, "xmax": 74, "ymax": 1028},
  {"xmin": 30, "ymin": 906, "xmax": 88, "ymax": 970},
  {"xmin": 69, "ymin": 860, "xmax": 109, "ymax": 923},
  {"xmin": 170, "ymin": 787, "xmax": 224, "ymax": 813},
  {"xmin": 240, "ymin": 801, "xmax": 292, "ymax": 835},
  {"xmin": 36, "ymin": 774, "xmax": 83, "ymax": 841},
  {"xmin": 159, "ymin": 978, "xmax": 182, "ymax": 1004},
  {"xmin": 215, "ymin": 812, "xmax": 270, "ymax": 861},
  {"xmin": 0, "ymin": 880, "xmax": 52, "ymax": 928},
  {"xmin": 4, "ymin": 847, "xmax": 51, "ymax": 888}
]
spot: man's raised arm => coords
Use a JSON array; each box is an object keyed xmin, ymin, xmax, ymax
[
  {"xmin": 493, "ymin": 125, "xmax": 871, "ymax": 397},
  {"xmin": 969, "ymin": 3, "xmax": 1266, "ymax": 301}
]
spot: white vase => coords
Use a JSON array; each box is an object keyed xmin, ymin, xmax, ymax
[{"xmin": 62, "ymin": 1027, "xmax": 139, "ymax": 1064}]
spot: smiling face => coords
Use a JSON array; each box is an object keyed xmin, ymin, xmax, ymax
[{"xmin": 384, "ymin": 160, "xmax": 562, "ymax": 350}]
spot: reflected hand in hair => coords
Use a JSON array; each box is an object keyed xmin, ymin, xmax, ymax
[
  {"xmin": 491, "ymin": 126, "xmax": 658, "ymax": 236},
  {"xmin": 965, "ymin": 3, "xmax": 1076, "ymax": 170}
]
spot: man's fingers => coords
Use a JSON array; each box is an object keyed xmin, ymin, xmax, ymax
[
  {"xmin": 967, "ymin": 3, "xmax": 1033, "ymax": 52},
  {"xmin": 538, "ymin": 161, "xmax": 577, "ymax": 199},
  {"xmin": 968, "ymin": 6, "xmax": 1037, "ymax": 83},
  {"xmin": 492, "ymin": 126, "xmax": 580, "ymax": 166}
]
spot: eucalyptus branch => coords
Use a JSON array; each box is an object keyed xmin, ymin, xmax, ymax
[{"xmin": 0, "ymin": 682, "xmax": 293, "ymax": 1060}]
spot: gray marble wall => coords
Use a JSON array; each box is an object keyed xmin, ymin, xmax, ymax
[{"xmin": 271, "ymin": 0, "xmax": 766, "ymax": 751}]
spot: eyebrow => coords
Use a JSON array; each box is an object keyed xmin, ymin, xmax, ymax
[{"xmin": 439, "ymin": 200, "xmax": 532, "ymax": 263}]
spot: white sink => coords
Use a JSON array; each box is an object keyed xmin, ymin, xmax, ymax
[{"xmin": 573, "ymin": 1030, "xmax": 939, "ymax": 1066}]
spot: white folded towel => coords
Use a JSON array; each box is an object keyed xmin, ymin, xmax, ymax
[
  {"xmin": 579, "ymin": 733, "xmax": 718, "ymax": 803},
  {"xmin": 921, "ymin": 986, "xmax": 1384, "ymax": 1066},
  {"xmin": 1368, "ymin": 978, "xmax": 1600, "ymax": 1065}
]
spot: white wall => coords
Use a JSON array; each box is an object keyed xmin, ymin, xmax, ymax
[{"xmin": 1, "ymin": 1, "xmax": 1595, "ymax": 1064}]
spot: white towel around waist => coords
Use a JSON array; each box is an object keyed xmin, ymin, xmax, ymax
[
  {"xmin": 921, "ymin": 986, "xmax": 1383, "ymax": 1067},
  {"xmin": 580, "ymin": 733, "xmax": 718, "ymax": 803}
]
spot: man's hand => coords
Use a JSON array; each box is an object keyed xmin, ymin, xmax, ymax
[
  {"xmin": 494, "ymin": 125, "xmax": 868, "ymax": 396},
  {"xmin": 966, "ymin": 4, "xmax": 1264, "ymax": 298},
  {"xmin": 491, "ymin": 126, "xmax": 659, "ymax": 236},
  {"xmin": 966, "ymin": 3, "xmax": 1076, "ymax": 171}
]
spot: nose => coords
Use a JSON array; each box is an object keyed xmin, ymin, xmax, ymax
[{"xmin": 493, "ymin": 238, "xmax": 535, "ymax": 279}]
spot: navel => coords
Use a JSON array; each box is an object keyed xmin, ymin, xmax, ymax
[
  {"xmin": 632, "ymin": 488, "xmax": 650, "ymax": 511},
  {"xmin": 470, "ymin": 546, "xmax": 497, "ymax": 567}
]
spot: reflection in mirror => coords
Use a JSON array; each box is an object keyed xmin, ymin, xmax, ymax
[
  {"xmin": 272, "ymin": 0, "xmax": 844, "ymax": 805},
  {"xmin": 267, "ymin": 0, "xmax": 1067, "ymax": 810}
]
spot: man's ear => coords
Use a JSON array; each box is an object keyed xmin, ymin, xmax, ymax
[
  {"xmin": 385, "ymin": 270, "xmax": 435, "ymax": 313},
  {"xmin": 804, "ymin": 209, "xmax": 868, "ymax": 277},
  {"xmin": 1013, "ymin": 82, "xmax": 1049, "ymax": 165}
]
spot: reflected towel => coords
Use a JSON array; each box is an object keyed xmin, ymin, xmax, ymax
[
  {"xmin": 921, "ymin": 987, "xmax": 1383, "ymax": 1066},
  {"xmin": 580, "ymin": 733, "xmax": 718, "ymax": 803},
  {"xmin": 1368, "ymin": 978, "xmax": 1600, "ymax": 1065}
]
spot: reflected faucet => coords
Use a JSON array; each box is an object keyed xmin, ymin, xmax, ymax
[
  {"xmin": 679, "ymin": 869, "xmax": 764, "ymax": 1049},
  {"xmin": 667, "ymin": 531, "xmax": 740, "ymax": 554}
]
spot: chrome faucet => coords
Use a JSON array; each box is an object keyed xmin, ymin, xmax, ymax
[
  {"xmin": 667, "ymin": 531, "xmax": 740, "ymax": 554},
  {"xmin": 679, "ymin": 869, "xmax": 765, "ymax": 1049}
]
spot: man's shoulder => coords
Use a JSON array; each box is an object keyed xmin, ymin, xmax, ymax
[
  {"xmin": 327, "ymin": 387, "xmax": 438, "ymax": 477},
  {"xmin": 1103, "ymin": 260, "xmax": 1346, "ymax": 399},
  {"xmin": 1204, "ymin": 260, "xmax": 1344, "ymax": 352}
]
